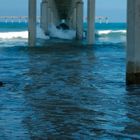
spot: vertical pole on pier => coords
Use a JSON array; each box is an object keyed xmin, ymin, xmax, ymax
[
  {"xmin": 28, "ymin": 0, "xmax": 36, "ymax": 47},
  {"xmin": 127, "ymin": 0, "xmax": 140, "ymax": 84},
  {"xmin": 87, "ymin": 0, "xmax": 95, "ymax": 45},
  {"xmin": 40, "ymin": 0, "xmax": 48, "ymax": 33},
  {"xmin": 76, "ymin": 1, "xmax": 84, "ymax": 40}
]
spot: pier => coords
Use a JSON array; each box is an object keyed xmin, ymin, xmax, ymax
[
  {"xmin": 28, "ymin": 0, "xmax": 111, "ymax": 46},
  {"xmin": 0, "ymin": 0, "xmax": 138, "ymax": 85},
  {"xmin": 27, "ymin": 0, "xmax": 140, "ymax": 84},
  {"xmin": 29, "ymin": 0, "xmax": 96, "ymax": 46},
  {"xmin": 1, "ymin": 1, "xmax": 140, "ymax": 138}
]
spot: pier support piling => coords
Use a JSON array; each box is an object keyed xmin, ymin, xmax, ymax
[
  {"xmin": 72, "ymin": 8, "xmax": 76, "ymax": 30},
  {"xmin": 76, "ymin": 1, "xmax": 83, "ymax": 40},
  {"xmin": 47, "ymin": 7, "xmax": 52, "ymax": 27},
  {"xmin": 40, "ymin": 0, "xmax": 48, "ymax": 33},
  {"xmin": 87, "ymin": 0, "xmax": 95, "ymax": 45},
  {"xmin": 127, "ymin": 0, "xmax": 140, "ymax": 84},
  {"xmin": 28, "ymin": 0, "xmax": 36, "ymax": 47}
]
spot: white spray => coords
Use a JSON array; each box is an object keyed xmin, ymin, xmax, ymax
[{"xmin": 48, "ymin": 24, "xmax": 76, "ymax": 40}]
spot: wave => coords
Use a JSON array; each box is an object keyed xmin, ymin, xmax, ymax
[
  {"xmin": 0, "ymin": 31, "xmax": 28, "ymax": 39},
  {"xmin": 0, "ymin": 27, "xmax": 49, "ymax": 40},
  {"xmin": 0, "ymin": 29, "xmax": 126, "ymax": 40},
  {"xmin": 96, "ymin": 30, "xmax": 126, "ymax": 36},
  {"xmin": 37, "ymin": 26, "xmax": 50, "ymax": 40},
  {"xmin": 48, "ymin": 24, "xmax": 76, "ymax": 40},
  {"xmin": 0, "ymin": 24, "xmax": 76, "ymax": 40}
]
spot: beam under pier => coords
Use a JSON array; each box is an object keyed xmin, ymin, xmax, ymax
[
  {"xmin": 127, "ymin": 0, "xmax": 140, "ymax": 84},
  {"xmin": 28, "ymin": 0, "xmax": 36, "ymax": 47},
  {"xmin": 87, "ymin": 0, "xmax": 95, "ymax": 45}
]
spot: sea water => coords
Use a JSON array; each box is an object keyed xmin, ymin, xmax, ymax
[
  {"xmin": 0, "ymin": 22, "xmax": 126, "ymax": 46},
  {"xmin": 0, "ymin": 22, "xmax": 140, "ymax": 139}
]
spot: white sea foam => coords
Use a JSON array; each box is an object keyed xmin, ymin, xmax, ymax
[
  {"xmin": 37, "ymin": 26, "xmax": 50, "ymax": 39},
  {"xmin": 0, "ymin": 27, "xmax": 49, "ymax": 40},
  {"xmin": 96, "ymin": 30, "xmax": 126, "ymax": 35},
  {"xmin": 0, "ymin": 31, "xmax": 28, "ymax": 39},
  {"xmin": 0, "ymin": 28, "xmax": 126, "ymax": 41},
  {"xmin": 48, "ymin": 24, "xmax": 76, "ymax": 40},
  {"xmin": 0, "ymin": 24, "xmax": 76, "ymax": 40}
]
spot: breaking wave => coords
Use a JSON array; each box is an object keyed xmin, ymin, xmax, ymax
[
  {"xmin": 0, "ymin": 28, "xmax": 126, "ymax": 42},
  {"xmin": 0, "ymin": 26, "xmax": 50, "ymax": 40},
  {"xmin": 48, "ymin": 24, "xmax": 76, "ymax": 40},
  {"xmin": 0, "ymin": 24, "xmax": 76, "ymax": 40},
  {"xmin": 0, "ymin": 31, "xmax": 28, "ymax": 39},
  {"xmin": 96, "ymin": 30, "xmax": 126, "ymax": 36}
]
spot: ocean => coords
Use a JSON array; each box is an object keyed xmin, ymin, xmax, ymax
[
  {"xmin": 0, "ymin": 22, "xmax": 140, "ymax": 139},
  {"xmin": 0, "ymin": 22, "xmax": 126, "ymax": 47}
]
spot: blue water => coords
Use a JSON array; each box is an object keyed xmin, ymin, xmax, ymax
[
  {"xmin": 0, "ymin": 22, "xmax": 140, "ymax": 139},
  {"xmin": 0, "ymin": 22, "xmax": 126, "ymax": 32},
  {"xmin": 0, "ymin": 22, "xmax": 28, "ymax": 32},
  {"xmin": 0, "ymin": 22, "xmax": 127, "ymax": 47},
  {"xmin": 84, "ymin": 22, "xmax": 126, "ymax": 30}
]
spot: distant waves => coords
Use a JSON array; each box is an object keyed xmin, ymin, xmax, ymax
[
  {"xmin": 0, "ymin": 30, "xmax": 127, "ymax": 39},
  {"xmin": 96, "ymin": 30, "xmax": 126, "ymax": 36},
  {"xmin": 0, "ymin": 31, "xmax": 28, "ymax": 39}
]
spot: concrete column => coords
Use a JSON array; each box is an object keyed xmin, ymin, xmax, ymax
[
  {"xmin": 40, "ymin": 0, "xmax": 48, "ymax": 33},
  {"xmin": 40, "ymin": 1, "xmax": 43, "ymax": 27},
  {"xmin": 76, "ymin": 1, "xmax": 83, "ymax": 40},
  {"xmin": 50, "ymin": 11, "xmax": 54, "ymax": 24},
  {"xmin": 47, "ymin": 7, "xmax": 52, "ymax": 26},
  {"xmin": 53, "ymin": 7, "xmax": 60, "ymax": 25},
  {"xmin": 127, "ymin": 0, "xmax": 140, "ymax": 84},
  {"xmin": 67, "ymin": 17, "xmax": 72, "ymax": 29},
  {"xmin": 52, "ymin": 11, "xmax": 57, "ymax": 25},
  {"xmin": 72, "ymin": 8, "xmax": 76, "ymax": 30},
  {"xmin": 28, "ymin": 0, "xmax": 36, "ymax": 47},
  {"xmin": 87, "ymin": 0, "xmax": 95, "ymax": 45}
]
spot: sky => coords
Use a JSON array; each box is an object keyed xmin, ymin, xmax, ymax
[{"xmin": 0, "ymin": 0, "xmax": 127, "ymax": 22}]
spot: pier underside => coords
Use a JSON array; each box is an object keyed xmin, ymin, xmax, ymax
[
  {"xmin": 28, "ymin": 0, "xmax": 140, "ymax": 84},
  {"xmin": 29, "ymin": 0, "xmax": 95, "ymax": 46}
]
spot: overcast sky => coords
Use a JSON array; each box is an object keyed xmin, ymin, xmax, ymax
[{"xmin": 0, "ymin": 0, "xmax": 127, "ymax": 22}]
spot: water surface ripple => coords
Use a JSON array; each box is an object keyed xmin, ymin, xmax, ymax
[{"xmin": 0, "ymin": 43, "xmax": 140, "ymax": 139}]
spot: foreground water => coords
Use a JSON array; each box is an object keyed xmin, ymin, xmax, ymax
[{"xmin": 0, "ymin": 23, "xmax": 140, "ymax": 139}]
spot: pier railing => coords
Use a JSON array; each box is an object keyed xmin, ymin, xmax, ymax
[
  {"xmin": 0, "ymin": 16, "xmax": 109, "ymax": 24},
  {"xmin": 0, "ymin": 16, "xmax": 40, "ymax": 23},
  {"xmin": 96, "ymin": 16, "xmax": 109, "ymax": 24}
]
